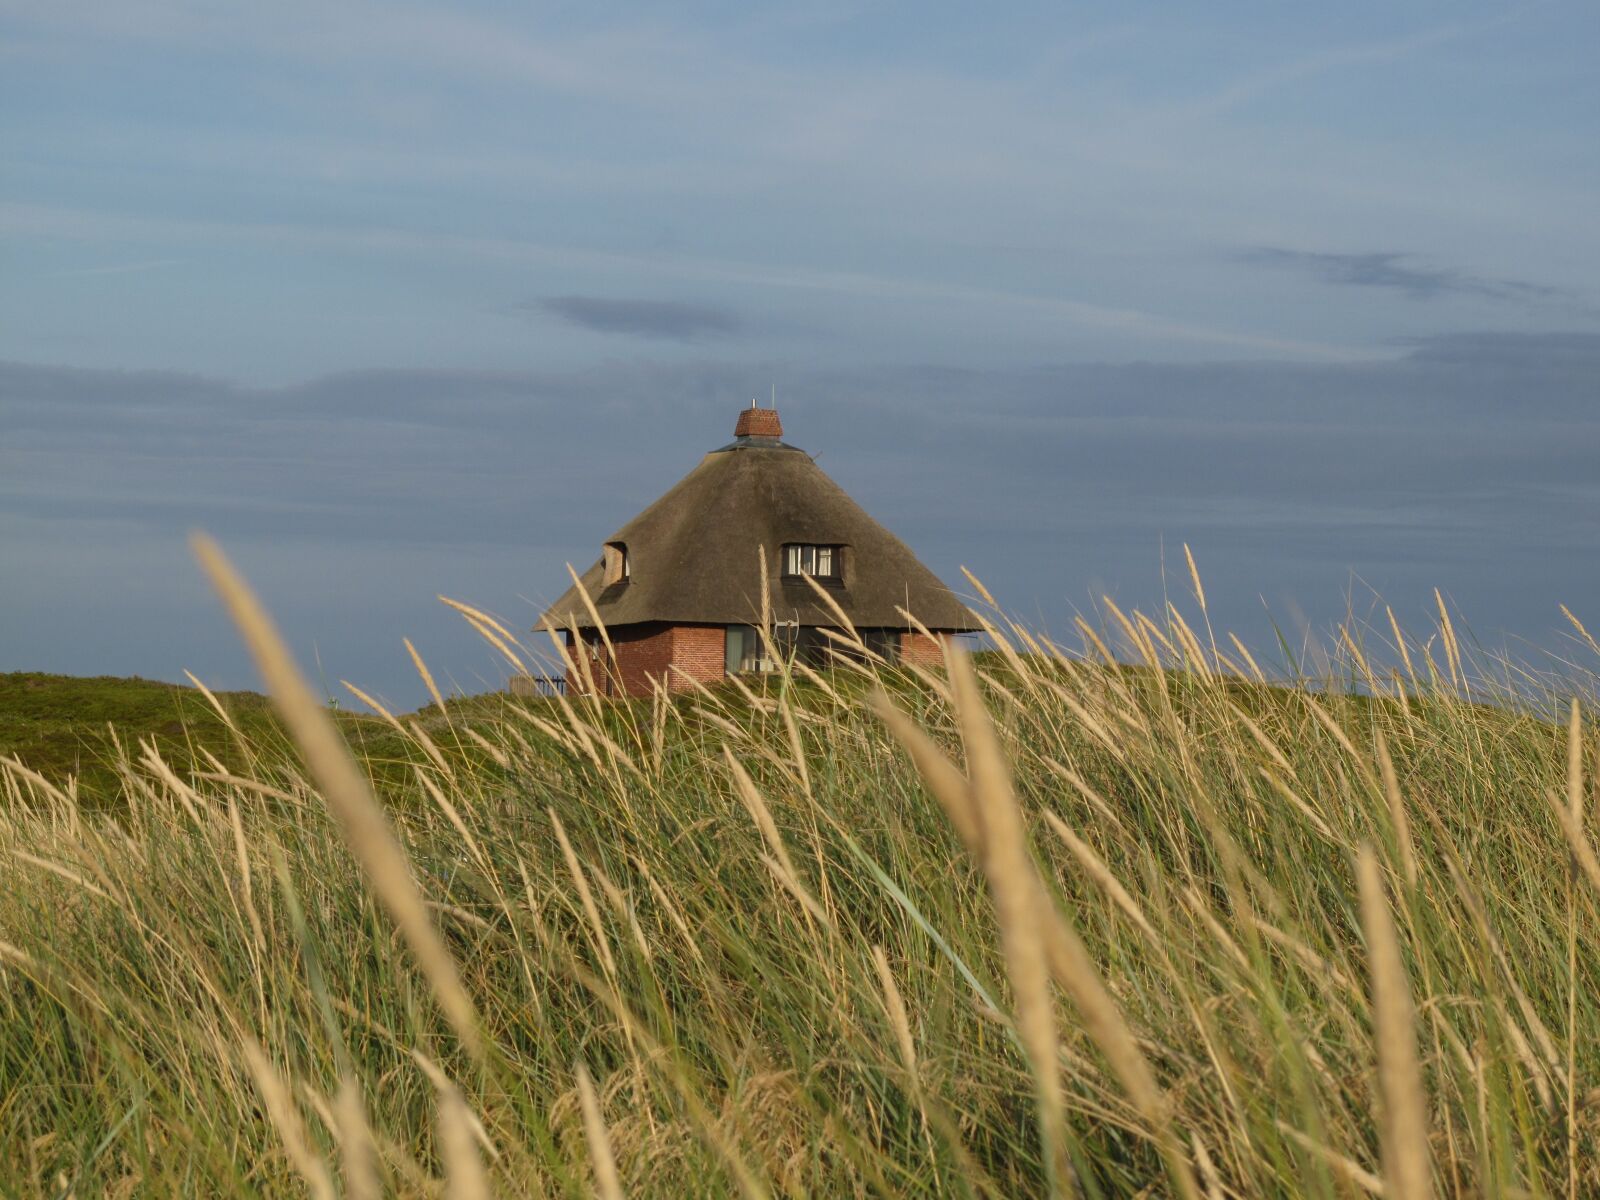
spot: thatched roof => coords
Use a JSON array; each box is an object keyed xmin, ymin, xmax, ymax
[{"xmin": 538, "ymin": 410, "xmax": 978, "ymax": 633}]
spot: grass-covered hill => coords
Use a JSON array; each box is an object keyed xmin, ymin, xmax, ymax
[
  {"xmin": 4, "ymin": 582, "xmax": 1600, "ymax": 1197},
  {"xmin": 0, "ymin": 672, "xmax": 283, "ymax": 796},
  {"xmin": 0, "ymin": 672, "xmax": 522, "ymax": 806}
]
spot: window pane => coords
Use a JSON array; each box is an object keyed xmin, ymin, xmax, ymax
[
  {"xmin": 727, "ymin": 625, "xmax": 773, "ymax": 673},
  {"xmin": 783, "ymin": 543, "xmax": 843, "ymax": 577}
]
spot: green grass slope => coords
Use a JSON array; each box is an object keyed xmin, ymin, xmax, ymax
[
  {"xmin": 0, "ymin": 673, "xmax": 285, "ymax": 800},
  {"xmin": 0, "ymin": 671, "xmax": 546, "ymax": 806}
]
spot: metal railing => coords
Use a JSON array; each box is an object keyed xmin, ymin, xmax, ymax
[{"xmin": 508, "ymin": 673, "xmax": 566, "ymax": 698}]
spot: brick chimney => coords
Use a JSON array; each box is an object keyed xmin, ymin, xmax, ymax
[{"xmin": 734, "ymin": 405, "xmax": 783, "ymax": 439}]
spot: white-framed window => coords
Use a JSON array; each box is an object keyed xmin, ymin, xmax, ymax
[
  {"xmin": 603, "ymin": 542, "xmax": 630, "ymax": 586},
  {"xmin": 782, "ymin": 543, "xmax": 840, "ymax": 580},
  {"xmin": 725, "ymin": 625, "xmax": 768, "ymax": 674},
  {"xmin": 725, "ymin": 623, "xmax": 797, "ymax": 674}
]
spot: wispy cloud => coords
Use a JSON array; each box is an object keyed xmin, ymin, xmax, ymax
[
  {"xmin": 1239, "ymin": 247, "xmax": 1571, "ymax": 304},
  {"xmin": 1, "ymin": 201, "xmax": 1366, "ymax": 362},
  {"xmin": 1177, "ymin": 9, "xmax": 1530, "ymax": 123},
  {"xmin": 530, "ymin": 296, "xmax": 741, "ymax": 341},
  {"xmin": 1398, "ymin": 330, "xmax": 1600, "ymax": 373}
]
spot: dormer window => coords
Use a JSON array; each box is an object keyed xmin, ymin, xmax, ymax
[
  {"xmin": 782, "ymin": 543, "xmax": 841, "ymax": 582},
  {"xmin": 603, "ymin": 542, "xmax": 630, "ymax": 586}
]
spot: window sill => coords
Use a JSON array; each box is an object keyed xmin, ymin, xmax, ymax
[{"xmin": 780, "ymin": 574, "xmax": 843, "ymax": 588}]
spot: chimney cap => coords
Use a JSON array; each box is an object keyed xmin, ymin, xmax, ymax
[{"xmin": 733, "ymin": 405, "xmax": 783, "ymax": 440}]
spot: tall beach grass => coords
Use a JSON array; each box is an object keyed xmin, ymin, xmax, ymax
[{"xmin": 4, "ymin": 543, "xmax": 1600, "ymax": 1196}]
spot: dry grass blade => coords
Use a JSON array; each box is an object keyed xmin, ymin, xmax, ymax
[
  {"xmin": 10, "ymin": 850, "xmax": 113, "ymax": 902},
  {"xmin": 191, "ymin": 533, "xmax": 483, "ymax": 1060},
  {"xmin": 404, "ymin": 636, "xmax": 448, "ymax": 714},
  {"xmin": 336, "ymin": 1078, "xmax": 381, "ymax": 1200},
  {"xmin": 240, "ymin": 1038, "xmax": 337, "ymax": 1200},
  {"xmin": 1550, "ymin": 791, "xmax": 1600, "ymax": 900},
  {"xmin": 1566, "ymin": 699, "xmax": 1582, "ymax": 1200},
  {"xmin": 341, "ymin": 680, "xmax": 403, "ymax": 728},
  {"xmin": 723, "ymin": 749, "xmax": 830, "ymax": 929},
  {"xmin": 558, "ymin": 565, "xmax": 616, "ymax": 669},
  {"xmin": 723, "ymin": 748, "xmax": 800, "ymax": 885},
  {"xmin": 1228, "ymin": 631, "xmax": 1270, "ymax": 684},
  {"xmin": 1387, "ymin": 606, "xmax": 1418, "ymax": 689},
  {"xmin": 1434, "ymin": 590, "xmax": 1462, "ymax": 693},
  {"xmin": 575, "ymin": 1062, "xmax": 625, "ymax": 1200},
  {"xmin": 227, "ymin": 796, "xmax": 266, "ymax": 952},
  {"xmin": 960, "ymin": 565, "xmax": 998, "ymax": 608},
  {"xmin": 183, "ymin": 668, "xmax": 243, "ymax": 735},
  {"xmin": 438, "ymin": 1085, "xmax": 491, "ymax": 1200},
  {"xmin": 2, "ymin": 754, "xmax": 74, "ymax": 806},
  {"xmin": 1560, "ymin": 605, "xmax": 1600, "ymax": 658},
  {"xmin": 758, "ymin": 851, "xmax": 833, "ymax": 928},
  {"xmin": 549, "ymin": 807, "xmax": 619, "ymax": 981},
  {"xmin": 868, "ymin": 691, "xmax": 983, "ymax": 855},
  {"xmin": 1568, "ymin": 700, "xmax": 1583, "ymax": 823},
  {"xmin": 1356, "ymin": 843, "xmax": 1434, "ymax": 1200},
  {"xmin": 871, "ymin": 945, "xmax": 919, "ymax": 1081},
  {"xmin": 1275, "ymin": 1122, "xmax": 1385, "ymax": 1196},
  {"xmin": 1041, "ymin": 812, "xmax": 1158, "ymax": 945},
  {"xmin": 1183, "ymin": 542, "xmax": 1207, "ymax": 612},
  {"xmin": 1190, "ymin": 1134, "xmax": 1225, "ymax": 1200},
  {"xmin": 943, "ymin": 649, "xmax": 1070, "ymax": 1194},
  {"xmin": 798, "ymin": 569, "xmax": 863, "ymax": 647},
  {"xmin": 1167, "ymin": 604, "xmax": 1213, "ymax": 680},
  {"xmin": 1304, "ymin": 697, "xmax": 1380, "ymax": 794},
  {"xmin": 1376, "ymin": 730, "xmax": 1417, "ymax": 889},
  {"xmin": 439, "ymin": 595, "xmax": 532, "ymax": 671},
  {"xmin": 1036, "ymin": 895, "xmax": 1196, "ymax": 1200}
]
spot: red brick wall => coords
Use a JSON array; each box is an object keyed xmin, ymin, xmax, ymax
[
  {"xmin": 567, "ymin": 624, "xmax": 727, "ymax": 697},
  {"xmin": 568, "ymin": 624, "xmax": 949, "ymax": 695},
  {"xmin": 669, "ymin": 625, "xmax": 725, "ymax": 690},
  {"xmin": 899, "ymin": 631, "xmax": 949, "ymax": 668},
  {"xmin": 619, "ymin": 624, "xmax": 679, "ymax": 695}
]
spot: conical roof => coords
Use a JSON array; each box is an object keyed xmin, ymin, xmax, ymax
[{"xmin": 538, "ymin": 408, "xmax": 978, "ymax": 633}]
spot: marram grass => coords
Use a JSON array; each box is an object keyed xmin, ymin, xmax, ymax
[{"xmin": 4, "ymin": 548, "xmax": 1600, "ymax": 1197}]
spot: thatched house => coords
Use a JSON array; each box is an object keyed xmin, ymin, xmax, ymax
[{"xmin": 538, "ymin": 404, "xmax": 978, "ymax": 696}]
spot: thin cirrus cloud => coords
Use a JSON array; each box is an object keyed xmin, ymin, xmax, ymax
[
  {"xmin": 1239, "ymin": 247, "xmax": 1571, "ymax": 304},
  {"xmin": 531, "ymin": 295, "xmax": 741, "ymax": 341}
]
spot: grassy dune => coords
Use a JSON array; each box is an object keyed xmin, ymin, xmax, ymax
[
  {"xmin": 4, "ymin": 561, "xmax": 1600, "ymax": 1197},
  {"xmin": 0, "ymin": 672, "xmax": 518, "ymax": 810},
  {"xmin": 0, "ymin": 672, "xmax": 284, "ymax": 802}
]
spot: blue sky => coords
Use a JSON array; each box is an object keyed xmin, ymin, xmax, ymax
[{"xmin": 4, "ymin": 1, "xmax": 1599, "ymax": 706}]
